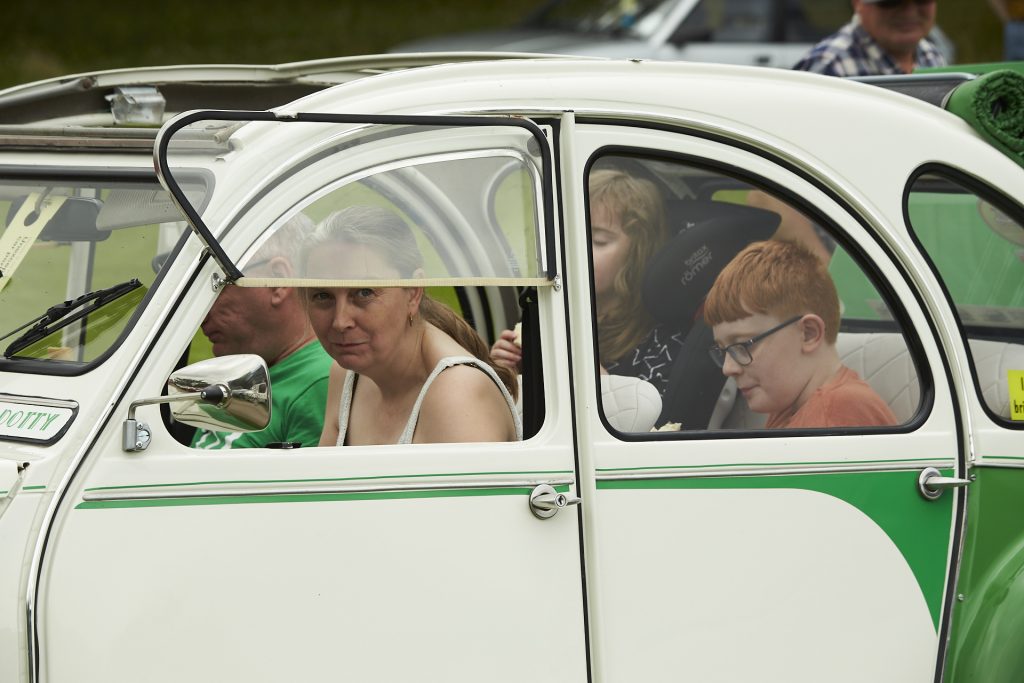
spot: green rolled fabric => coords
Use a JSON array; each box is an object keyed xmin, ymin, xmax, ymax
[{"xmin": 945, "ymin": 69, "xmax": 1024, "ymax": 167}]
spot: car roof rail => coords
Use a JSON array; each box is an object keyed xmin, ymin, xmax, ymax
[{"xmin": 851, "ymin": 71, "xmax": 977, "ymax": 108}]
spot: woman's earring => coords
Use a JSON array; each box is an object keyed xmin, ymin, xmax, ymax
[{"xmin": 408, "ymin": 312, "xmax": 414, "ymax": 327}]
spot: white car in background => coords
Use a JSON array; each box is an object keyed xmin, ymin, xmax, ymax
[{"xmin": 392, "ymin": 0, "xmax": 956, "ymax": 68}]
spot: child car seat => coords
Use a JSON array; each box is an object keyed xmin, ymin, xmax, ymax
[{"xmin": 641, "ymin": 199, "xmax": 780, "ymax": 428}]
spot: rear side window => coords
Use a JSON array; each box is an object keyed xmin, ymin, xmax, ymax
[
  {"xmin": 907, "ymin": 171, "xmax": 1024, "ymax": 424},
  {"xmin": 586, "ymin": 153, "xmax": 920, "ymax": 434}
]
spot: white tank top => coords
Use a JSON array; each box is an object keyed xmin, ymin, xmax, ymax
[{"xmin": 336, "ymin": 355, "xmax": 522, "ymax": 445}]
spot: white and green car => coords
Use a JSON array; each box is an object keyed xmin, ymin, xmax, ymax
[{"xmin": 0, "ymin": 55, "xmax": 1022, "ymax": 682}]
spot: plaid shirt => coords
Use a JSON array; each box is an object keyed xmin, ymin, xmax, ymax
[{"xmin": 792, "ymin": 16, "xmax": 947, "ymax": 77}]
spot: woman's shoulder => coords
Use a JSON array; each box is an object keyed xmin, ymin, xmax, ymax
[
  {"xmin": 425, "ymin": 357, "xmax": 494, "ymax": 390},
  {"xmin": 416, "ymin": 359, "xmax": 517, "ymax": 442},
  {"xmin": 418, "ymin": 358, "xmax": 510, "ymax": 413}
]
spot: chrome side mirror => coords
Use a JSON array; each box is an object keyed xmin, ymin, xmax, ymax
[{"xmin": 123, "ymin": 354, "xmax": 271, "ymax": 452}]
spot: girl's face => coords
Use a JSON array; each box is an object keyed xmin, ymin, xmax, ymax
[
  {"xmin": 304, "ymin": 243, "xmax": 419, "ymax": 373},
  {"xmin": 590, "ymin": 198, "xmax": 631, "ymax": 303}
]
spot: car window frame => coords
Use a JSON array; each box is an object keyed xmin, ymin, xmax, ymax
[
  {"xmin": 581, "ymin": 143, "xmax": 935, "ymax": 441},
  {"xmin": 904, "ymin": 162, "xmax": 1024, "ymax": 431}
]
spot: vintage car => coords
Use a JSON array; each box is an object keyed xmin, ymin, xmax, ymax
[{"xmin": 0, "ymin": 55, "xmax": 1022, "ymax": 683}]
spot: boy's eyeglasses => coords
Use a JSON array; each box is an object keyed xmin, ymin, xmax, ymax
[
  {"xmin": 708, "ymin": 315, "xmax": 803, "ymax": 368},
  {"xmin": 873, "ymin": 0, "xmax": 935, "ymax": 10}
]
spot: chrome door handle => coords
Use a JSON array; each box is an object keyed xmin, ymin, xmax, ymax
[
  {"xmin": 529, "ymin": 484, "xmax": 581, "ymax": 519},
  {"xmin": 918, "ymin": 467, "xmax": 972, "ymax": 501}
]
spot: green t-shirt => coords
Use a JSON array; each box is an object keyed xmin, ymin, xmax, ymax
[{"xmin": 191, "ymin": 341, "xmax": 333, "ymax": 450}]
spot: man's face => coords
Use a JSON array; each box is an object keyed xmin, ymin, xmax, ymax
[
  {"xmin": 855, "ymin": 0, "xmax": 937, "ymax": 57},
  {"xmin": 201, "ymin": 285, "xmax": 275, "ymax": 359}
]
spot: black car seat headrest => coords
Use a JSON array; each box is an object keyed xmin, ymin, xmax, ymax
[{"xmin": 642, "ymin": 199, "xmax": 782, "ymax": 335}]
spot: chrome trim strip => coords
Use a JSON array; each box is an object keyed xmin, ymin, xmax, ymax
[
  {"xmin": 82, "ymin": 477, "xmax": 575, "ymax": 503},
  {"xmin": 0, "ymin": 394, "xmax": 78, "ymax": 410},
  {"xmin": 595, "ymin": 460, "xmax": 953, "ymax": 482},
  {"xmin": 972, "ymin": 460, "xmax": 1024, "ymax": 469}
]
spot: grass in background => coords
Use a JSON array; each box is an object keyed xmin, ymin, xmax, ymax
[{"xmin": 0, "ymin": 0, "xmax": 1004, "ymax": 90}]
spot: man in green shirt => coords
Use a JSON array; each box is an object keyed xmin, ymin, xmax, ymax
[{"xmin": 192, "ymin": 214, "xmax": 333, "ymax": 449}]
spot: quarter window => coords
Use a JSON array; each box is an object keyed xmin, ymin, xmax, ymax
[{"xmin": 908, "ymin": 171, "xmax": 1024, "ymax": 423}]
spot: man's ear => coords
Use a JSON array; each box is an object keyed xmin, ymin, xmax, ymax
[
  {"xmin": 266, "ymin": 256, "xmax": 297, "ymax": 306},
  {"xmin": 799, "ymin": 314, "xmax": 827, "ymax": 353},
  {"xmin": 269, "ymin": 286, "xmax": 293, "ymax": 306}
]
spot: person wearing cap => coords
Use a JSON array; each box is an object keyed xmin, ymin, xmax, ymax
[{"xmin": 792, "ymin": 0, "xmax": 946, "ymax": 77}]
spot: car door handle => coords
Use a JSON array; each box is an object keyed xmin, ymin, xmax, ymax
[
  {"xmin": 529, "ymin": 484, "xmax": 581, "ymax": 519},
  {"xmin": 918, "ymin": 467, "xmax": 972, "ymax": 501}
]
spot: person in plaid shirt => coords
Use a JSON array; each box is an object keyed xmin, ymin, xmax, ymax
[{"xmin": 793, "ymin": 0, "xmax": 946, "ymax": 77}]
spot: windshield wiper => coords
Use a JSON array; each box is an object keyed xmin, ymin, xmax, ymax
[{"xmin": 2, "ymin": 279, "xmax": 142, "ymax": 359}]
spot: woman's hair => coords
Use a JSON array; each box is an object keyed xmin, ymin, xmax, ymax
[
  {"xmin": 703, "ymin": 239, "xmax": 840, "ymax": 344},
  {"xmin": 305, "ymin": 205, "xmax": 518, "ymax": 400},
  {"xmin": 589, "ymin": 168, "xmax": 669, "ymax": 364}
]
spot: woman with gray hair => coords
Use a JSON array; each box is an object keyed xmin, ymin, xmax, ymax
[{"xmin": 302, "ymin": 205, "xmax": 521, "ymax": 446}]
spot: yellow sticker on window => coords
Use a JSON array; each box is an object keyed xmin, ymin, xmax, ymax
[
  {"xmin": 1011, "ymin": 370, "xmax": 1024, "ymax": 422},
  {"xmin": 0, "ymin": 193, "xmax": 67, "ymax": 294}
]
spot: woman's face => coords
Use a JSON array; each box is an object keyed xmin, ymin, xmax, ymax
[
  {"xmin": 590, "ymin": 198, "xmax": 631, "ymax": 302},
  {"xmin": 304, "ymin": 243, "xmax": 418, "ymax": 373}
]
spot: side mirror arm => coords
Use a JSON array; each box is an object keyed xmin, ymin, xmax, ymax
[{"xmin": 122, "ymin": 384, "xmax": 229, "ymax": 452}]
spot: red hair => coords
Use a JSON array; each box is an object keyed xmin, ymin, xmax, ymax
[{"xmin": 703, "ymin": 240, "xmax": 840, "ymax": 344}]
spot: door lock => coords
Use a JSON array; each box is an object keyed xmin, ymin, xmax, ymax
[{"xmin": 529, "ymin": 484, "xmax": 581, "ymax": 519}]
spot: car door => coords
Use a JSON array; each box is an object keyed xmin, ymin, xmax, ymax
[
  {"xmin": 561, "ymin": 123, "xmax": 964, "ymax": 682},
  {"xmin": 34, "ymin": 115, "xmax": 588, "ymax": 683}
]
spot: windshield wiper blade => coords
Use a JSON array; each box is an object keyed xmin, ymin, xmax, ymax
[{"xmin": 2, "ymin": 278, "xmax": 142, "ymax": 358}]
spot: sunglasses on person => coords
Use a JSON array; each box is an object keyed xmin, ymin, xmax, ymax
[
  {"xmin": 708, "ymin": 315, "xmax": 802, "ymax": 368},
  {"xmin": 871, "ymin": 0, "xmax": 935, "ymax": 10}
]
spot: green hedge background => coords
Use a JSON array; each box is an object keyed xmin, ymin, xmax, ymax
[{"xmin": 0, "ymin": 0, "xmax": 1004, "ymax": 89}]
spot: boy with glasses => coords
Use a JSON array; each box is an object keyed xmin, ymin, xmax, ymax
[
  {"xmin": 703, "ymin": 240, "xmax": 896, "ymax": 429},
  {"xmin": 793, "ymin": 0, "xmax": 945, "ymax": 76}
]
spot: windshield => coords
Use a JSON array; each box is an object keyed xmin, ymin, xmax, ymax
[{"xmin": 0, "ymin": 174, "xmax": 192, "ymax": 365}]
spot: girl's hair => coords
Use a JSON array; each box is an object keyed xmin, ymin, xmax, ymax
[
  {"xmin": 590, "ymin": 168, "xmax": 669, "ymax": 364},
  {"xmin": 703, "ymin": 239, "xmax": 840, "ymax": 344},
  {"xmin": 306, "ymin": 205, "xmax": 518, "ymax": 400}
]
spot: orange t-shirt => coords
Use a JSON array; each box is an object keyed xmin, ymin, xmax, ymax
[{"xmin": 766, "ymin": 365, "xmax": 898, "ymax": 429}]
